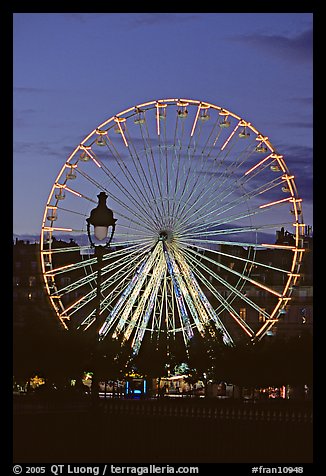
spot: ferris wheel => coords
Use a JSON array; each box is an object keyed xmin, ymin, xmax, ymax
[{"xmin": 40, "ymin": 98, "xmax": 305, "ymax": 356}]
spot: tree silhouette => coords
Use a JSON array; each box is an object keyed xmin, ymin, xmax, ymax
[
  {"xmin": 186, "ymin": 325, "xmax": 227, "ymax": 395},
  {"xmin": 130, "ymin": 336, "xmax": 170, "ymax": 396}
]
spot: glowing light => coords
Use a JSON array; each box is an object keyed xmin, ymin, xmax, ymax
[
  {"xmin": 114, "ymin": 117, "xmax": 128, "ymax": 147},
  {"xmin": 190, "ymin": 105, "xmax": 201, "ymax": 137},
  {"xmin": 221, "ymin": 123, "xmax": 240, "ymax": 150},
  {"xmin": 255, "ymin": 134, "xmax": 273, "ymax": 152},
  {"xmin": 156, "ymin": 102, "xmax": 167, "ymax": 135},
  {"xmin": 259, "ymin": 197, "xmax": 292, "ymax": 209},
  {"xmin": 189, "ymin": 103, "xmax": 210, "ymax": 136},
  {"xmin": 229, "ymin": 312, "xmax": 253, "ymax": 336},
  {"xmin": 42, "ymin": 226, "xmax": 73, "ymax": 232},
  {"xmin": 244, "ymin": 154, "xmax": 273, "ymax": 175},
  {"xmin": 91, "ymin": 156, "xmax": 102, "ymax": 168},
  {"xmin": 247, "ymin": 279, "xmax": 283, "ymax": 298},
  {"xmin": 64, "ymin": 186, "xmax": 82, "ymax": 197},
  {"xmin": 256, "ymin": 135, "xmax": 269, "ymax": 142},
  {"xmin": 164, "ymin": 246, "xmax": 194, "ymax": 341},
  {"xmin": 79, "ymin": 145, "xmax": 96, "ymax": 164},
  {"xmin": 261, "ymin": 243, "xmax": 296, "ymax": 250},
  {"xmin": 282, "ymin": 174, "xmax": 295, "ymax": 180},
  {"xmin": 79, "ymin": 144, "xmax": 92, "ymax": 156}
]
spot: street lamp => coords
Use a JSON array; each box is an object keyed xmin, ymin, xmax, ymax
[
  {"xmin": 86, "ymin": 191, "xmax": 117, "ymax": 248},
  {"xmin": 86, "ymin": 192, "xmax": 117, "ymax": 400}
]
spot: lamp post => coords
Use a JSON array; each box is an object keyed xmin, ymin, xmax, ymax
[{"xmin": 86, "ymin": 192, "xmax": 117, "ymax": 400}]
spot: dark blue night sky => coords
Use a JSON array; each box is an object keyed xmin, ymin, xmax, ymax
[{"xmin": 13, "ymin": 13, "xmax": 312, "ymax": 237}]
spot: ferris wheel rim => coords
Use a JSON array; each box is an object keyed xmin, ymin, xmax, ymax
[{"xmin": 40, "ymin": 97, "xmax": 305, "ymax": 353}]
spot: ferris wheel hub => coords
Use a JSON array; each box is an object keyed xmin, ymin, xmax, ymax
[{"xmin": 158, "ymin": 230, "xmax": 172, "ymax": 242}]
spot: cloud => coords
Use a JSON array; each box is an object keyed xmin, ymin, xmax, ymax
[
  {"xmin": 14, "ymin": 108, "xmax": 38, "ymax": 127},
  {"xmin": 281, "ymin": 144, "xmax": 313, "ymax": 168},
  {"xmin": 280, "ymin": 144, "xmax": 313, "ymax": 202},
  {"xmin": 232, "ymin": 28, "xmax": 312, "ymax": 63},
  {"xmin": 290, "ymin": 96, "xmax": 313, "ymax": 106},
  {"xmin": 13, "ymin": 141, "xmax": 71, "ymax": 160},
  {"xmin": 14, "ymin": 86, "xmax": 48, "ymax": 94},
  {"xmin": 281, "ymin": 121, "xmax": 312, "ymax": 129}
]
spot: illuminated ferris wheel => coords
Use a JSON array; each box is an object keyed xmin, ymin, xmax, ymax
[{"xmin": 40, "ymin": 98, "xmax": 305, "ymax": 356}]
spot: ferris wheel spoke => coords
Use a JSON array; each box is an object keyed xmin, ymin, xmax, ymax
[
  {"xmin": 179, "ymin": 237, "xmax": 296, "ymax": 251},
  {"xmin": 178, "ymin": 202, "xmax": 290, "ymax": 236},
  {"xmin": 169, "ymin": 121, "xmax": 213, "ymax": 224},
  {"xmin": 178, "ymin": 171, "xmax": 285, "ymax": 234},
  {"xmin": 185, "ymin": 247, "xmax": 271, "ymax": 321},
  {"xmin": 177, "ymin": 130, "xmax": 256, "ymax": 212},
  {"xmin": 167, "ymin": 247, "xmax": 207, "ymax": 337},
  {"xmin": 173, "ymin": 160, "xmax": 251, "ymax": 230},
  {"xmin": 99, "ymin": 244, "xmax": 161, "ymax": 338},
  {"xmin": 101, "ymin": 135, "xmax": 156, "ymax": 212},
  {"xmin": 74, "ymin": 170, "xmax": 152, "ymax": 230},
  {"xmin": 163, "ymin": 244, "xmax": 194, "ymax": 344},
  {"xmin": 87, "ymin": 148, "xmax": 161, "ymax": 229},
  {"xmin": 180, "ymin": 221, "xmax": 294, "ymax": 242},
  {"xmin": 77, "ymin": 248, "xmax": 152, "ymax": 328},
  {"xmin": 171, "ymin": 245, "xmax": 234, "ymax": 345},
  {"xmin": 101, "ymin": 246, "xmax": 153, "ymax": 283},
  {"xmin": 195, "ymin": 108, "xmax": 223, "ymax": 155},
  {"xmin": 41, "ymin": 245, "xmax": 87, "ymax": 255},
  {"xmin": 53, "ymin": 270, "xmax": 97, "ymax": 297},
  {"xmin": 53, "ymin": 249, "xmax": 140, "ymax": 298},
  {"xmin": 122, "ymin": 127, "xmax": 167, "ymax": 226},
  {"xmin": 120, "ymin": 255, "xmax": 166, "ymax": 346},
  {"xmin": 187, "ymin": 242, "xmax": 292, "ymax": 275},
  {"xmin": 54, "ymin": 182, "xmax": 98, "ymax": 204},
  {"xmin": 171, "ymin": 133, "xmax": 234, "ymax": 222},
  {"xmin": 64, "ymin": 245, "xmax": 150, "ymax": 317},
  {"xmin": 184, "ymin": 245, "xmax": 282, "ymax": 298},
  {"xmin": 111, "ymin": 238, "xmax": 155, "ymax": 251},
  {"xmin": 62, "ymin": 286, "xmax": 98, "ymax": 319},
  {"xmin": 177, "ymin": 194, "xmax": 268, "ymax": 240},
  {"xmin": 179, "ymin": 210, "xmax": 262, "ymax": 237},
  {"xmin": 130, "ymin": 262, "xmax": 167, "ymax": 356},
  {"xmin": 183, "ymin": 251, "xmax": 277, "ymax": 329},
  {"xmin": 165, "ymin": 276, "xmax": 177, "ymax": 335},
  {"xmin": 183, "ymin": 245, "xmax": 274, "ymax": 313},
  {"xmin": 182, "ymin": 249, "xmax": 256, "ymax": 338},
  {"xmin": 44, "ymin": 256, "xmax": 96, "ymax": 277},
  {"xmin": 134, "ymin": 113, "xmax": 168, "ymax": 219},
  {"xmin": 203, "ymin": 136, "xmax": 250, "ymax": 191},
  {"xmin": 178, "ymin": 214, "xmax": 253, "ymax": 239},
  {"xmin": 147, "ymin": 268, "xmax": 167, "ymax": 338},
  {"xmin": 75, "ymin": 166, "xmax": 156, "ymax": 232},
  {"xmin": 168, "ymin": 104, "xmax": 192, "ymax": 222}
]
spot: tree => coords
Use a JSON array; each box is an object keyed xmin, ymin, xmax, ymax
[
  {"xmin": 186, "ymin": 325, "xmax": 226, "ymax": 396},
  {"xmin": 97, "ymin": 336, "xmax": 129, "ymax": 397},
  {"xmin": 131, "ymin": 337, "xmax": 169, "ymax": 396}
]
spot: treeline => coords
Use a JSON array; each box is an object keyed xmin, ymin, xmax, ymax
[{"xmin": 13, "ymin": 318, "xmax": 312, "ymax": 395}]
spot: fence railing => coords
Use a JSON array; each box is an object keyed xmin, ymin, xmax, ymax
[
  {"xmin": 14, "ymin": 395, "xmax": 312, "ymax": 423},
  {"xmin": 102, "ymin": 398, "xmax": 312, "ymax": 423}
]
